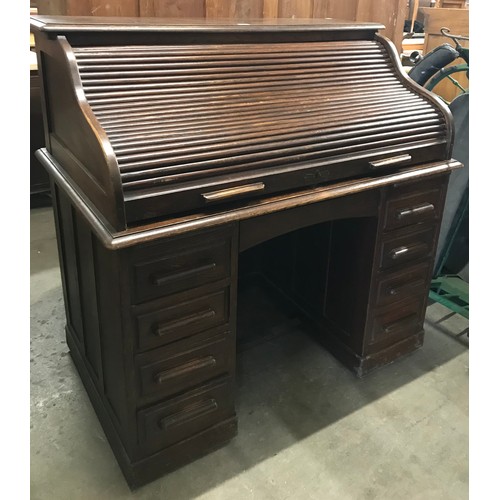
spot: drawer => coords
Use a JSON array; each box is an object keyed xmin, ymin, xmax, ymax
[
  {"xmin": 135, "ymin": 288, "xmax": 229, "ymax": 351},
  {"xmin": 131, "ymin": 233, "xmax": 232, "ymax": 304},
  {"xmin": 136, "ymin": 333, "xmax": 232, "ymax": 402},
  {"xmin": 383, "ymin": 187, "xmax": 444, "ymax": 231},
  {"xmin": 386, "ymin": 174, "xmax": 448, "ymax": 201},
  {"xmin": 379, "ymin": 224, "xmax": 437, "ymax": 271},
  {"xmin": 368, "ymin": 296, "xmax": 426, "ymax": 346},
  {"xmin": 373, "ymin": 262, "xmax": 431, "ymax": 308},
  {"xmin": 137, "ymin": 377, "xmax": 234, "ymax": 454}
]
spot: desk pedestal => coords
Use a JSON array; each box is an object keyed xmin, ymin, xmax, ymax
[{"xmin": 49, "ymin": 164, "xmax": 451, "ymax": 488}]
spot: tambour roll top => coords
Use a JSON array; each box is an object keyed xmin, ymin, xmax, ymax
[{"xmin": 31, "ymin": 16, "xmax": 454, "ymax": 231}]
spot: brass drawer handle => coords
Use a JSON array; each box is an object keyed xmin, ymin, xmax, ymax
[
  {"xmin": 389, "ymin": 243, "xmax": 427, "ymax": 260},
  {"xmin": 158, "ymin": 398, "xmax": 218, "ymax": 430},
  {"xmin": 369, "ymin": 154, "xmax": 412, "ymax": 169},
  {"xmin": 155, "ymin": 309, "xmax": 216, "ymax": 337},
  {"xmin": 154, "ymin": 356, "xmax": 217, "ymax": 385},
  {"xmin": 151, "ymin": 262, "xmax": 216, "ymax": 286},
  {"xmin": 390, "ymin": 246, "xmax": 410, "ymax": 260},
  {"xmin": 396, "ymin": 203, "xmax": 435, "ymax": 220},
  {"xmin": 202, "ymin": 182, "xmax": 265, "ymax": 202}
]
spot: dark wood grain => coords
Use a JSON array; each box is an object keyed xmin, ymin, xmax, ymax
[
  {"xmin": 35, "ymin": 17, "xmax": 459, "ymax": 489},
  {"xmin": 32, "ymin": 17, "xmax": 453, "ymax": 229},
  {"xmin": 140, "ymin": 0, "xmax": 206, "ymax": 18},
  {"xmin": 37, "ymin": 0, "xmax": 139, "ymax": 16}
]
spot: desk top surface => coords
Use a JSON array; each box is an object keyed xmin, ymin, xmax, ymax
[
  {"xmin": 37, "ymin": 149, "xmax": 461, "ymax": 250},
  {"xmin": 30, "ymin": 16, "xmax": 384, "ymax": 34}
]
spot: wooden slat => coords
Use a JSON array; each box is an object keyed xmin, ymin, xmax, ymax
[
  {"xmin": 97, "ymin": 92, "xmax": 418, "ymax": 130},
  {"xmin": 233, "ymin": 0, "xmax": 264, "ymax": 19},
  {"xmin": 72, "ymin": 39, "xmax": 448, "ymax": 201},
  {"xmin": 356, "ymin": 0, "xmax": 407, "ymax": 50},
  {"xmin": 38, "ymin": 0, "xmax": 140, "ymax": 16},
  {"xmin": 262, "ymin": 0, "xmax": 279, "ymax": 18},
  {"xmin": 312, "ymin": 0, "xmax": 357, "ymax": 20},
  {"xmin": 120, "ymin": 123, "xmax": 445, "ymax": 182},
  {"xmin": 279, "ymin": 0, "xmax": 313, "ymax": 18},
  {"xmin": 139, "ymin": 0, "xmax": 205, "ymax": 18},
  {"xmin": 122, "ymin": 135, "xmax": 447, "ymax": 192},
  {"xmin": 101, "ymin": 98, "xmax": 430, "ymax": 139},
  {"xmin": 205, "ymin": 0, "xmax": 231, "ymax": 18},
  {"xmin": 114, "ymin": 107, "xmax": 437, "ymax": 162},
  {"xmin": 90, "ymin": 82, "xmax": 406, "ymax": 115}
]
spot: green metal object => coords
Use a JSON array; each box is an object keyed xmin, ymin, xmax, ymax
[
  {"xmin": 429, "ymin": 275, "xmax": 469, "ymax": 319},
  {"xmin": 428, "ymin": 190, "xmax": 469, "ymax": 320},
  {"xmin": 417, "ymin": 28, "xmax": 469, "ymax": 321}
]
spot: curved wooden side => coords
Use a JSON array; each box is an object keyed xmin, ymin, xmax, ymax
[
  {"xmin": 375, "ymin": 34, "xmax": 455, "ymax": 159},
  {"xmin": 34, "ymin": 33, "xmax": 126, "ymax": 230}
]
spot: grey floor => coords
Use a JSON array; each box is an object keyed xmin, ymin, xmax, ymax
[{"xmin": 30, "ymin": 204, "xmax": 469, "ymax": 500}]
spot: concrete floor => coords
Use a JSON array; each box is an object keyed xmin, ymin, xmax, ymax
[{"xmin": 30, "ymin": 204, "xmax": 469, "ymax": 500}]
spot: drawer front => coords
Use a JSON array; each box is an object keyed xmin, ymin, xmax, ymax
[
  {"xmin": 137, "ymin": 334, "xmax": 232, "ymax": 402},
  {"xmin": 132, "ymin": 237, "xmax": 232, "ymax": 305},
  {"xmin": 379, "ymin": 225, "xmax": 437, "ymax": 271},
  {"xmin": 386, "ymin": 174, "xmax": 448, "ymax": 201},
  {"xmin": 138, "ymin": 378, "xmax": 234, "ymax": 454},
  {"xmin": 135, "ymin": 289, "xmax": 229, "ymax": 351},
  {"xmin": 384, "ymin": 187, "xmax": 444, "ymax": 231},
  {"xmin": 368, "ymin": 296, "xmax": 426, "ymax": 347},
  {"xmin": 374, "ymin": 262, "xmax": 431, "ymax": 308}
]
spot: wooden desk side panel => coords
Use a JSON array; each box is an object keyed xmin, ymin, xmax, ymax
[
  {"xmin": 34, "ymin": 32, "xmax": 126, "ymax": 231},
  {"xmin": 51, "ymin": 183, "xmax": 132, "ymax": 443}
]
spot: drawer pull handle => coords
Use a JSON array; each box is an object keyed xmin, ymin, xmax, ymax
[
  {"xmin": 388, "ymin": 279, "xmax": 425, "ymax": 296},
  {"xmin": 202, "ymin": 182, "xmax": 265, "ymax": 202},
  {"xmin": 383, "ymin": 313, "xmax": 418, "ymax": 335},
  {"xmin": 159, "ymin": 398, "xmax": 218, "ymax": 430},
  {"xmin": 155, "ymin": 309, "xmax": 216, "ymax": 337},
  {"xmin": 396, "ymin": 203, "xmax": 435, "ymax": 220},
  {"xmin": 152, "ymin": 262, "xmax": 216, "ymax": 286},
  {"xmin": 389, "ymin": 243, "xmax": 427, "ymax": 260},
  {"xmin": 390, "ymin": 246, "xmax": 410, "ymax": 259},
  {"xmin": 155, "ymin": 356, "xmax": 217, "ymax": 384},
  {"xmin": 369, "ymin": 154, "xmax": 412, "ymax": 169}
]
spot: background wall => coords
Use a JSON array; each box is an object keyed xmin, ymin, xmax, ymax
[{"xmin": 36, "ymin": 0, "xmax": 408, "ymax": 50}]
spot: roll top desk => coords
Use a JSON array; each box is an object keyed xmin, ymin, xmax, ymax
[{"xmin": 31, "ymin": 16, "xmax": 461, "ymax": 488}]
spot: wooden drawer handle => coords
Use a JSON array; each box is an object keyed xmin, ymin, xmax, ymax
[
  {"xmin": 151, "ymin": 263, "xmax": 216, "ymax": 286},
  {"xmin": 155, "ymin": 309, "xmax": 216, "ymax": 337},
  {"xmin": 159, "ymin": 398, "xmax": 218, "ymax": 430},
  {"xmin": 383, "ymin": 313, "xmax": 418, "ymax": 335},
  {"xmin": 388, "ymin": 278, "xmax": 425, "ymax": 296},
  {"xmin": 202, "ymin": 182, "xmax": 265, "ymax": 202},
  {"xmin": 389, "ymin": 243, "xmax": 427, "ymax": 260},
  {"xmin": 154, "ymin": 356, "xmax": 217, "ymax": 385},
  {"xmin": 396, "ymin": 203, "xmax": 435, "ymax": 220},
  {"xmin": 369, "ymin": 154, "xmax": 412, "ymax": 169}
]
